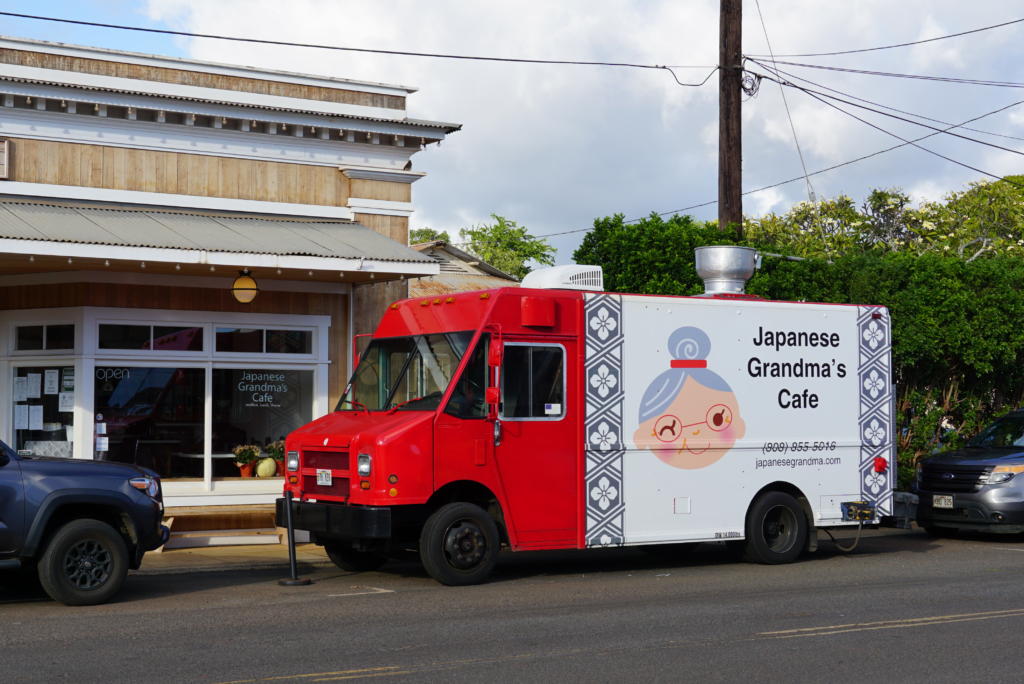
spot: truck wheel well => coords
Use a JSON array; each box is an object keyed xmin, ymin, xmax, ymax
[
  {"xmin": 747, "ymin": 482, "xmax": 816, "ymax": 552},
  {"xmin": 36, "ymin": 504, "xmax": 136, "ymax": 558},
  {"xmin": 426, "ymin": 481, "xmax": 507, "ymax": 544}
]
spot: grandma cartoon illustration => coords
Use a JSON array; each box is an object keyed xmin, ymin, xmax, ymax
[{"xmin": 632, "ymin": 326, "xmax": 746, "ymax": 469}]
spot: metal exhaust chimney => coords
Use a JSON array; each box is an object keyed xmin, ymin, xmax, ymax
[{"xmin": 694, "ymin": 246, "xmax": 760, "ymax": 295}]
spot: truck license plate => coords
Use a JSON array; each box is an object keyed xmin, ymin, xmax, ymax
[
  {"xmin": 316, "ymin": 469, "xmax": 332, "ymax": 486},
  {"xmin": 933, "ymin": 494, "xmax": 954, "ymax": 509}
]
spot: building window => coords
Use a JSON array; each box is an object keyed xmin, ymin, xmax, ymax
[
  {"xmin": 98, "ymin": 324, "xmax": 203, "ymax": 351},
  {"xmin": 500, "ymin": 344, "xmax": 565, "ymax": 420},
  {"xmin": 15, "ymin": 324, "xmax": 74, "ymax": 351},
  {"xmin": 212, "ymin": 368, "xmax": 314, "ymax": 476},
  {"xmin": 12, "ymin": 365, "xmax": 75, "ymax": 458},
  {"xmin": 93, "ymin": 366, "xmax": 205, "ymax": 478},
  {"xmin": 216, "ymin": 327, "xmax": 312, "ymax": 354}
]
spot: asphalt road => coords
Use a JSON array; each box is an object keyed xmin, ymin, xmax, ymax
[{"xmin": 2, "ymin": 528, "xmax": 1024, "ymax": 683}]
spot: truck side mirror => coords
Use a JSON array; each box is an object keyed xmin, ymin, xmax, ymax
[{"xmin": 487, "ymin": 339, "xmax": 503, "ymax": 368}]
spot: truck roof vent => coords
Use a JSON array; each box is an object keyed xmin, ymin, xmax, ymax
[
  {"xmin": 520, "ymin": 265, "xmax": 604, "ymax": 291},
  {"xmin": 694, "ymin": 246, "xmax": 761, "ymax": 296}
]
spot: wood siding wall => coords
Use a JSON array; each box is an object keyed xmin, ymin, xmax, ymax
[
  {"xmin": 349, "ymin": 179, "xmax": 411, "ymax": 203},
  {"xmin": 0, "ymin": 283, "xmax": 350, "ymax": 405},
  {"xmin": 353, "ymin": 281, "xmax": 408, "ymax": 337},
  {"xmin": 354, "ymin": 212, "xmax": 409, "ymax": 245},
  {"xmin": 10, "ymin": 138, "xmax": 348, "ymax": 207},
  {"xmin": 0, "ymin": 48, "xmax": 405, "ymax": 110}
]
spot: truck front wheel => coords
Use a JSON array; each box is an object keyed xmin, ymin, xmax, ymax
[
  {"xmin": 38, "ymin": 519, "xmax": 129, "ymax": 606},
  {"xmin": 743, "ymin": 491, "xmax": 808, "ymax": 564},
  {"xmin": 419, "ymin": 502, "xmax": 499, "ymax": 586}
]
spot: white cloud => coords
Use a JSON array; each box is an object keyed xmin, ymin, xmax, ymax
[{"xmin": 141, "ymin": 0, "xmax": 1024, "ymax": 260}]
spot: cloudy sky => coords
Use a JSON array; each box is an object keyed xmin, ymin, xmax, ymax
[{"xmin": 1, "ymin": 1, "xmax": 1022, "ymax": 262}]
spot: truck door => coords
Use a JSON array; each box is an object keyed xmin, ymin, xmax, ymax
[
  {"xmin": 0, "ymin": 442, "xmax": 25, "ymax": 555},
  {"xmin": 494, "ymin": 340, "xmax": 578, "ymax": 548}
]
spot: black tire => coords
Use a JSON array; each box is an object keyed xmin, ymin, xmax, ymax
[
  {"xmin": 743, "ymin": 492, "xmax": 808, "ymax": 565},
  {"xmin": 323, "ymin": 542, "xmax": 388, "ymax": 572},
  {"xmin": 419, "ymin": 502, "xmax": 499, "ymax": 586},
  {"xmin": 37, "ymin": 519, "xmax": 129, "ymax": 606}
]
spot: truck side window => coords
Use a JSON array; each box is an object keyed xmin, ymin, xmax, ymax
[
  {"xmin": 501, "ymin": 344, "xmax": 565, "ymax": 420},
  {"xmin": 444, "ymin": 336, "xmax": 488, "ymax": 419}
]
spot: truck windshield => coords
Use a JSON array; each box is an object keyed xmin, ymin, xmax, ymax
[
  {"xmin": 967, "ymin": 415, "xmax": 1024, "ymax": 448},
  {"xmin": 337, "ymin": 331, "xmax": 474, "ymax": 411}
]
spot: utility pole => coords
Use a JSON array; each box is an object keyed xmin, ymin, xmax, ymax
[{"xmin": 718, "ymin": 0, "xmax": 743, "ymax": 239}]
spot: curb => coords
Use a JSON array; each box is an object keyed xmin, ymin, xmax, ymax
[{"xmin": 132, "ymin": 557, "xmax": 335, "ymax": 577}]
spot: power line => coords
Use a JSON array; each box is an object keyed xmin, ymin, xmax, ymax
[
  {"xmin": 753, "ymin": 0, "xmax": 816, "ymax": 204},
  {"xmin": 536, "ymin": 99, "xmax": 1024, "ymax": 238},
  {"xmin": 747, "ymin": 16, "xmax": 1024, "ymax": 58},
  {"xmin": 761, "ymin": 72, "xmax": 1024, "ymax": 189},
  {"xmin": 751, "ymin": 59, "xmax": 1024, "ymax": 143},
  {"xmin": 748, "ymin": 60, "xmax": 1024, "ymax": 159},
  {"xmin": 0, "ymin": 10, "xmax": 717, "ymax": 86},
  {"xmin": 762, "ymin": 59, "xmax": 1024, "ymax": 89}
]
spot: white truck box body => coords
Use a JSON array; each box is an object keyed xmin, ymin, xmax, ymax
[{"xmin": 581, "ymin": 293, "xmax": 894, "ymax": 547}]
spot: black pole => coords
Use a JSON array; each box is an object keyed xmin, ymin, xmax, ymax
[{"xmin": 279, "ymin": 490, "xmax": 312, "ymax": 586}]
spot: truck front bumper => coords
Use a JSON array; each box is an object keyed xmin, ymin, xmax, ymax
[{"xmin": 275, "ymin": 498, "xmax": 392, "ymax": 542}]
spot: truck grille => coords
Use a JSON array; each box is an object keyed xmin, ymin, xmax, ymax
[
  {"xmin": 920, "ymin": 463, "xmax": 991, "ymax": 492},
  {"xmin": 301, "ymin": 449, "xmax": 350, "ymax": 501}
]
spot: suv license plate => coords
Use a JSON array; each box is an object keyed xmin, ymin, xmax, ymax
[
  {"xmin": 933, "ymin": 494, "xmax": 954, "ymax": 509},
  {"xmin": 316, "ymin": 469, "xmax": 332, "ymax": 486}
]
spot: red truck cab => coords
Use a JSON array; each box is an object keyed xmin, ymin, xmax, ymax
[{"xmin": 278, "ymin": 286, "xmax": 582, "ymax": 584}]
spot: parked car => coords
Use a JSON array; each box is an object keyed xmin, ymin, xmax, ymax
[
  {"xmin": 916, "ymin": 410, "xmax": 1024, "ymax": 535},
  {"xmin": 0, "ymin": 439, "xmax": 168, "ymax": 605}
]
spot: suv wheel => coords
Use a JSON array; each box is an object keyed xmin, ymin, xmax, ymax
[{"xmin": 38, "ymin": 519, "xmax": 129, "ymax": 606}]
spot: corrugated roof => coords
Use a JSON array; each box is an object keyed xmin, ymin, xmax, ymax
[{"xmin": 0, "ymin": 199, "xmax": 434, "ymax": 264}]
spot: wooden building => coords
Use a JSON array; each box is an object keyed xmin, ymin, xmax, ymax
[{"xmin": 0, "ymin": 35, "xmax": 459, "ymax": 508}]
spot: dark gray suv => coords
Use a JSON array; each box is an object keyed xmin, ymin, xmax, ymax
[
  {"xmin": 916, "ymin": 410, "xmax": 1024, "ymax": 535},
  {"xmin": 0, "ymin": 439, "xmax": 169, "ymax": 605}
]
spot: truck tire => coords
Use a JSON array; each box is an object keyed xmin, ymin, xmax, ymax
[
  {"xmin": 323, "ymin": 542, "xmax": 387, "ymax": 572},
  {"xmin": 743, "ymin": 492, "xmax": 807, "ymax": 565},
  {"xmin": 419, "ymin": 502, "xmax": 499, "ymax": 586},
  {"xmin": 37, "ymin": 519, "xmax": 129, "ymax": 606}
]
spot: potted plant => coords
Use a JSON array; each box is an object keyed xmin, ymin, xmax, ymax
[
  {"xmin": 232, "ymin": 444, "xmax": 261, "ymax": 478},
  {"xmin": 265, "ymin": 440, "xmax": 286, "ymax": 476}
]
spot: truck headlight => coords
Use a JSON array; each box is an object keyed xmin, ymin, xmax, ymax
[
  {"xmin": 287, "ymin": 451, "xmax": 300, "ymax": 472},
  {"xmin": 129, "ymin": 476, "xmax": 160, "ymax": 499},
  {"xmin": 357, "ymin": 453, "xmax": 372, "ymax": 477}
]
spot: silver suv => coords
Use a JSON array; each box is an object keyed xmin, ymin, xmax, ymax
[{"xmin": 916, "ymin": 410, "xmax": 1024, "ymax": 535}]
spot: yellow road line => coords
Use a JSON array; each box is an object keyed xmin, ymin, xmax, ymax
[
  {"xmin": 215, "ymin": 666, "xmax": 401, "ymax": 684},
  {"xmin": 313, "ymin": 672, "xmax": 413, "ymax": 682},
  {"xmin": 760, "ymin": 608, "xmax": 1024, "ymax": 639}
]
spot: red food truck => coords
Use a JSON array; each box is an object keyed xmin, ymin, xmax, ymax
[{"xmin": 276, "ymin": 247, "xmax": 895, "ymax": 585}]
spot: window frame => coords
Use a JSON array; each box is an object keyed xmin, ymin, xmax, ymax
[{"xmin": 498, "ymin": 342, "xmax": 567, "ymax": 422}]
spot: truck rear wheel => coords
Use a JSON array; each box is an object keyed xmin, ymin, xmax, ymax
[
  {"xmin": 38, "ymin": 519, "xmax": 129, "ymax": 606},
  {"xmin": 419, "ymin": 502, "xmax": 499, "ymax": 586},
  {"xmin": 323, "ymin": 542, "xmax": 388, "ymax": 572},
  {"xmin": 743, "ymin": 492, "xmax": 807, "ymax": 565}
]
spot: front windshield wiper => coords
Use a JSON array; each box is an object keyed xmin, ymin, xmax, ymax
[
  {"xmin": 387, "ymin": 391, "xmax": 443, "ymax": 414},
  {"xmin": 336, "ymin": 397, "xmax": 369, "ymax": 414}
]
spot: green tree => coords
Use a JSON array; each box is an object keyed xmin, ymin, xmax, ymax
[
  {"xmin": 574, "ymin": 212, "xmax": 739, "ymax": 294},
  {"xmin": 459, "ymin": 214, "xmax": 555, "ymax": 280},
  {"xmin": 409, "ymin": 227, "xmax": 451, "ymax": 244}
]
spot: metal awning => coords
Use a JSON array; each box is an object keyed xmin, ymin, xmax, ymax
[{"xmin": 0, "ymin": 198, "xmax": 438, "ymax": 278}]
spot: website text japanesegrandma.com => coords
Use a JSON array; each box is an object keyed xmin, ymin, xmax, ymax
[{"xmin": 755, "ymin": 456, "xmax": 842, "ymax": 470}]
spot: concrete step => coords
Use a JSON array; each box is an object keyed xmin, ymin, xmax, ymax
[{"xmin": 163, "ymin": 527, "xmax": 283, "ymax": 550}]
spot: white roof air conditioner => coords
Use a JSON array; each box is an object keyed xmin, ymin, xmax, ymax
[{"xmin": 520, "ymin": 265, "xmax": 604, "ymax": 291}]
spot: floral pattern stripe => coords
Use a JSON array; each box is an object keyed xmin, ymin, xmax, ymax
[
  {"xmin": 857, "ymin": 306, "xmax": 894, "ymax": 516},
  {"xmin": 584, "ymin": 293, "xmax": 626, "ymax": 547}
]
